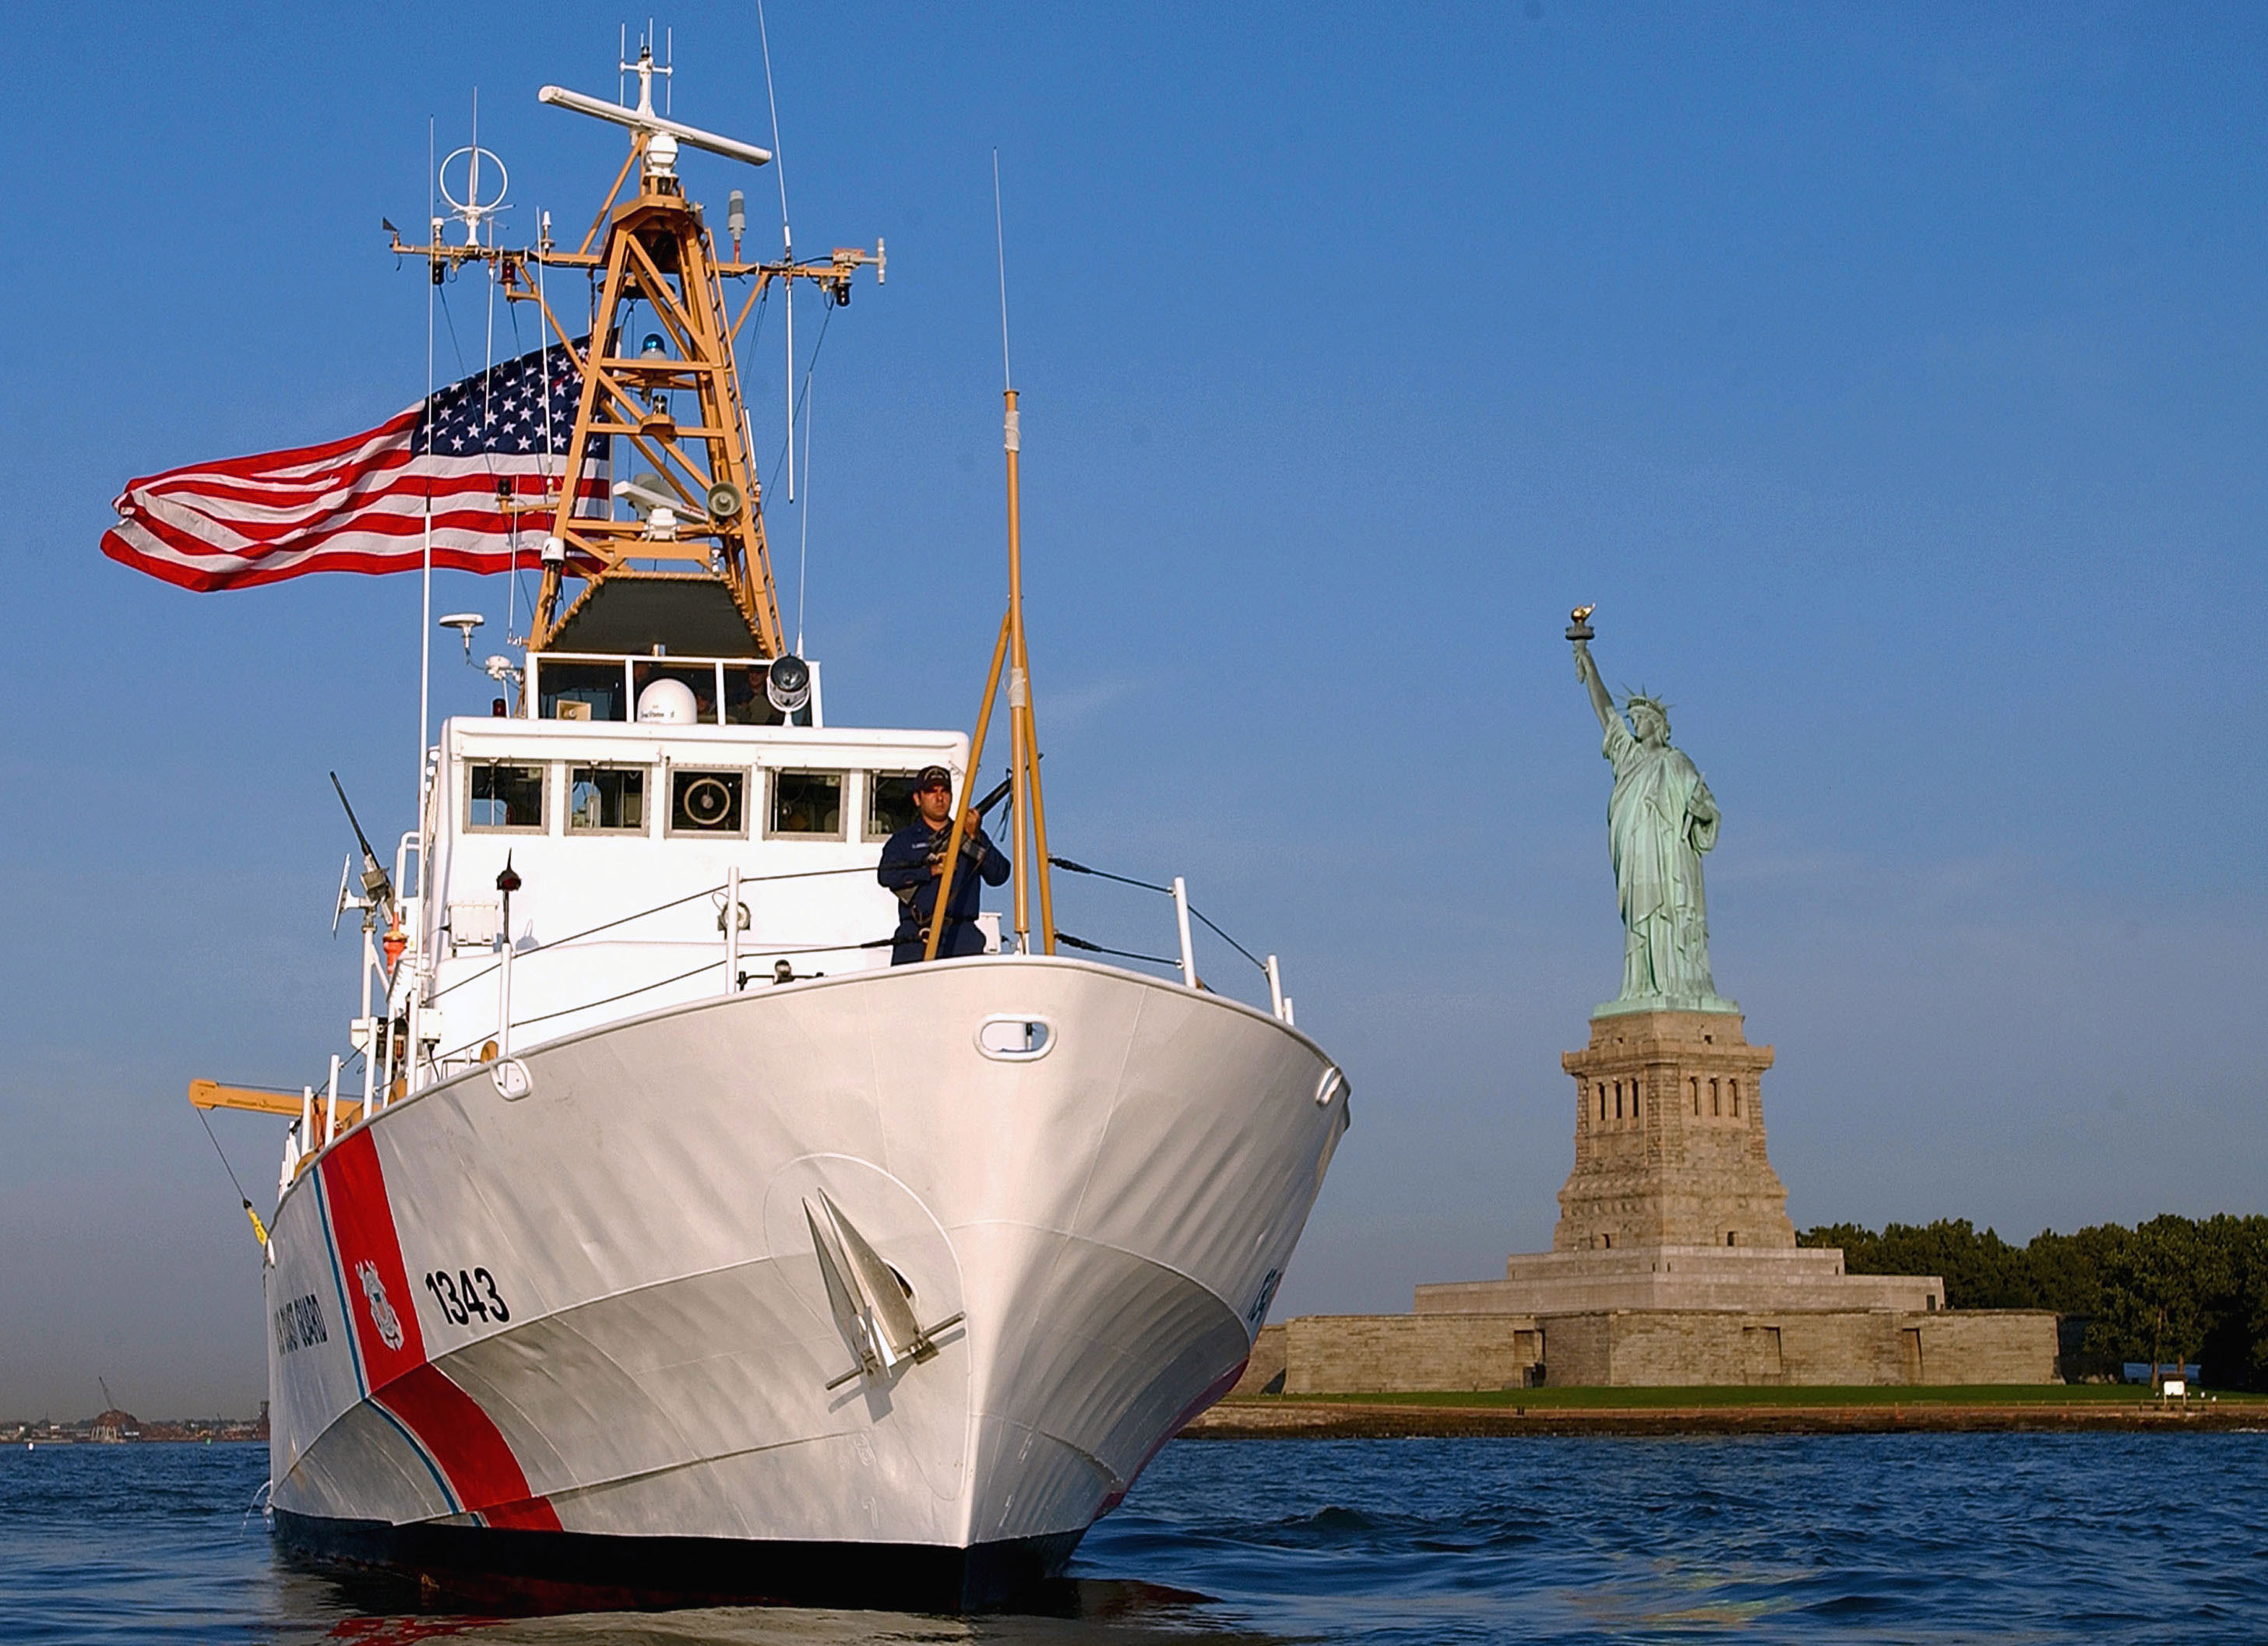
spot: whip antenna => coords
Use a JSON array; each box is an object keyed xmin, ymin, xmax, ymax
[
  {"xmin": 758, "ymin": 0, "xmax": 797, "ymax": 503},
  {"xmin": 993, "ymin": 149, "xmax": 1013, "ymax": 392}
]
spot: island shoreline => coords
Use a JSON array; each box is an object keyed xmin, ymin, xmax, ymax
[{"xmin": 1184, "ymin": 1396, "xmax": 2268, "ymax": 1438}]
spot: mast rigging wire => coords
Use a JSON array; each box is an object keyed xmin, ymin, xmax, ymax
[
  {"xmin": 764, "ymin": 301, "xmax": 833, "ymax": 497},
  {"xmin": 795, "ymin": 370, "xmax": 811, "ymax": 654},
  {"xmin": 194, "ymin": 1106, "xmax": 255, "ymax": 1208}
]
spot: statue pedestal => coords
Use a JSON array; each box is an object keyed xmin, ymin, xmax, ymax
[
  {"xmin": 1552, "ymin": 1009, "xmax": 1790, "ymax": 1253},
  {"xmin": 1410, "ymin": 1008, "xmax": 1962, "ymax": 1383}
]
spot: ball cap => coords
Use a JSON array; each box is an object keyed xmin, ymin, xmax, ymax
[{"xmin": 914, "ymin": 765, "xmax": 953, "ymax": 793}]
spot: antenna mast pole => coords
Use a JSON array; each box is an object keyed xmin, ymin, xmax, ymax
[
  {"xmin": 417, "ymin": 116, "xmax": 436, "ymax": 821},
  {"xmin": 996, "ymin": 155, "xmax": 1052, "ymax": 955},
  {"xmin": 921, "ymin": 157, "xmax": 1055, "ymax": 961}
]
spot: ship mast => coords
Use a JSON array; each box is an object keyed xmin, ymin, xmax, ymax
[
  {"xmin": 924, "ymin": 162, "xmax": 1056, "ymax": 958},
  {"xmin": 391, "ymin": 41, "xmax": 882, "ymax": 660}
]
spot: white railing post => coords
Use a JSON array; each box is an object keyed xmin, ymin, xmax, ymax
[
  {"xmin": 407, "ymin": 997, "xmax": 422, "ymax": 1096},
  {"xmin": 322, "ymin": 1059, "xmax": 340, "ymax": 1148},
  {"xmin": 497, "ymin": 935, "xmax": 515, "ymax": 1061},
  {"xmin": 495, "ymin": 856, "xmax": 521, "ymax": 1062},
  {"xmin": 1171, "ymin": 876, "xmax": 1197, "ymax": 989},
  {"xmin": 360, "ymin": 931, "xmax": 378, "ymax": 1114},
  {"xmin": 1266, "ymin": 954, "xmax": 1285, "ymax": 1020},
  {"xmin": 725, "ymin": 867, "xmax": 741, "ymax": 994},
  {"xmin": 1283, "ymin": 997, "xmax": 1295, "ymax": 1027},
  {"xmin": 301, "ymin": 1085, "xmax": 314, "ymax": 1152},
  {"xmin": 374, "ymin": 1015, "xmax": 390, "ymax": 1110}
]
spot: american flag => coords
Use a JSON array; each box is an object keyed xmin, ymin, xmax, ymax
[{"xmin": 102, "ymin": 340, "xmax": 607, "ymax": 592}]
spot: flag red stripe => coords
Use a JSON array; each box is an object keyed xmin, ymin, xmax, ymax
[{"xmin": 101, "ymin": 528, "xmax": 607, "ymax": 593}]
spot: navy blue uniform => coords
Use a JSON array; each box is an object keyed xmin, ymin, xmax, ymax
[{"xmin": 877, "ymin": 818, "xmax": 1011, "ymax": 963}]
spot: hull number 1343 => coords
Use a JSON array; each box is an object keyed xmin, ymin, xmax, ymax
[{"xmin": 424, "ymin": 1267, "xmax": 509, "ymax": 1326}]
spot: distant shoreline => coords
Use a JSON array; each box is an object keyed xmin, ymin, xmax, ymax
[
  {"xmin": 1186, "ymin": 1390, "xmax": 2268, "ymax": 1438},
  {"xmin": 6, "ymin": 1436, "xmax": 266, "ymax": 1447}
]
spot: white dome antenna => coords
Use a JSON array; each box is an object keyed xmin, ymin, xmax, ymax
[
  {"xmin": 540, "ymin": 39, "xmax": 773, "ymax": 171},
  {"xmin": 438, "ymin": 612, "xmax": 485, "ymax": 657}
]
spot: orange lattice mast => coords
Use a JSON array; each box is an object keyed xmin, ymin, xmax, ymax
[{"xmin": 390, "ymin": 38, "xmax": 881, "ymax": 659}]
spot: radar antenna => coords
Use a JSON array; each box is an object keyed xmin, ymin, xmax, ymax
[{"xmin": 539, "ymin": 41, "xmax": 774, "ymax": 170}]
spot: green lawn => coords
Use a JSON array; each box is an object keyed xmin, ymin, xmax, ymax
[{"xmin": 1227, "ymin": 1384, "xmax": 2264, "ymax": 1410}]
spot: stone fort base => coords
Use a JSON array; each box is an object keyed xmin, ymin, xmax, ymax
[
  {"xmin": 1229, "ymin": 1307, "xmax": 2060, "ymax": 1395},
  {"xmin": 1414, "ymin": 1244, "xmax": 1945, "ymax": 1317}
]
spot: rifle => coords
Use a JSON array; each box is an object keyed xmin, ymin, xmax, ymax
[
  {"xmin": 329, "ymin": 772, "xmax": 395, "ymax": 906},
  {"xmin": 892, "ymin": 767, "xmax": 1026, "ymax": 909}
]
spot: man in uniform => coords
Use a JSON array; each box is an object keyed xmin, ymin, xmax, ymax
[{"xmin": 877, "ymin": 765, "xmax": 1011, "ymax": 964}]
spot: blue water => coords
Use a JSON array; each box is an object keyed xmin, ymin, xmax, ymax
[{"xmin": 2, "ymin": 1434, "xmax": 2263, "ymax": 1643}]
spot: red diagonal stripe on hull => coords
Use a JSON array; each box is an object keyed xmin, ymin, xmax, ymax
[
  {"xmin": 376, "ymin": 1365, "xmax": 564, "ymax": 1531},
  {"xmin": 319, "ymin": 1131, "xmax": 560, "ymax": 1530},
  {"xmin": 320, "ymin": 1131, "xmax": 428, "ymax": 1382}
]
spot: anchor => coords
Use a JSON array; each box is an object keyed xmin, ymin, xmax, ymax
[{"xmin": 803, "ymin": 1189, "xmax": 964, "ymax": 1390}]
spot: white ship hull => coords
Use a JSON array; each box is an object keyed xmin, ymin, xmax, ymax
[{"xmin": 264, "ymin": 955, "xmax": 1348, "ymax": 1609}]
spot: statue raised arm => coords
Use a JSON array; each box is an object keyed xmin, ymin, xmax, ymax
[
  {"xmin": 1573, "ymin": 637, "xmax": 1617, "ymax": 736},
  {"xmin": 1567, "ymin": 616, "xmax": 1733, "ymax": 1015}
]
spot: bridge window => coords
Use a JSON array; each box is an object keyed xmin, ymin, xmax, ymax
[
  {"xmin": 768, "ymin": 770, "xmax": 844, "ymax": 839},
  {"xmin": 467, "ymin": 763, "xmax": 546, "ymax": 832},
  {"xmin": 670, "ymin": 768, "xmax": 745, "ymax": 835},
  {"xmin": 540, "ymin": 661, "xmax": 626, "ymax": 722},
  {"xmin": 569, "ymin": 766, "xmax": 646, "ymax": 833},
  {"xmin": 866, "ymin": 772, "xmax": 921, "ymax": 840}
]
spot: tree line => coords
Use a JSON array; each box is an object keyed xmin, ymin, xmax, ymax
[{"xmin": 1798, "ymin": 1215, "xmax": 2268, "ymax": 1389}]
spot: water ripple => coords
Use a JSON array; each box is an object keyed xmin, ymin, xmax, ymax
[{"xmin": 1, "ymin": 1432, "xmax": 2262, "ymax": 1644}]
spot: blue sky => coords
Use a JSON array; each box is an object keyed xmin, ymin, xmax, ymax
[{"xmin": 3, "ymin": 3, "xmax": 2263, "ymax": 1416}]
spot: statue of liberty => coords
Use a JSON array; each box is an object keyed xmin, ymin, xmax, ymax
[{"xmin": 1569, "ymin": 614, "xmax": 1734, "ymax": 1014}]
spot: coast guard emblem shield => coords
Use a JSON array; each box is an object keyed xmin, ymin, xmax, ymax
[
  {"xmin": 355, "ymin": 1261, "xmax": 406, "ymax": 1351},
  {"xmin": 317, "ymin": 1130, "xmax": 428, "ymax": 1387}
]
